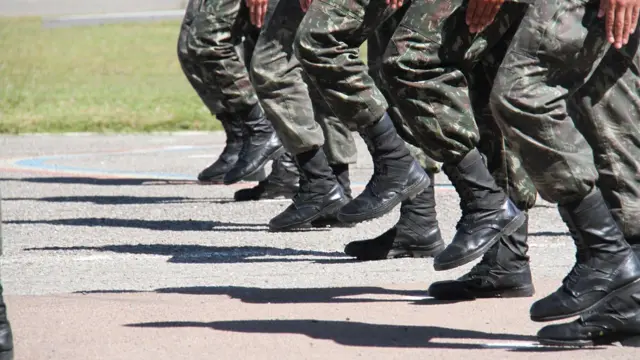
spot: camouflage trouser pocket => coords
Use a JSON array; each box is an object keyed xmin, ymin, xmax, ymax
[{"xmin": 516, "ymin": 0, "xmax": 608, "ymax": 67}]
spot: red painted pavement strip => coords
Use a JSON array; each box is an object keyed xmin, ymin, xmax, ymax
[{"xmin": 6, "ymin": 280, "xmax": 635, "ymax": 360}]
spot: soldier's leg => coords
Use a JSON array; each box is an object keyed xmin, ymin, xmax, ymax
[
  {"xmin": 489, "ymin": 0, "xmax": 640, "ymax": 337},
  {"xmin": 536, "ymin": 37, "xmax": 640, "ymax": 349},
  {"xmin": 380, "ymin": 1, "xmax": 527, "ymax": 271},
  {"xmin": 178, "ymin": 0, "xmax": 243, "ymax": 182},
  {"xmin": 228, "ymin": 26, "xmax": 301, "ymax": 201},
  {"xmin": 344, "ymin": 4, "xmax": 445, "ymax": 260},
  {"xmin": 428, "ymin": 27, "xmax": 538, "ymax": 299},
  {"xmin": 187, "ymin": 0, "xmax": 285, "ymax": 185},
  {"xmin": 568, "ymin": 40, "xmax": 640, "ymax": 256},
  {"xmin": 294, "ymin": 0, "xmax": 430, "ymax": 225},
  {"xmin": 249, "ymin": 0, "xmax": 356, "ymax": 230}
]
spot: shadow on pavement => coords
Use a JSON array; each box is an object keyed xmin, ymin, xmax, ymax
[
  {"xmin": 25, "ymin": 244, "xmax": 347, "ymax": 264},
  {"xmin": 0, "ymin": 177, "xmax": 198, "ymax": 186},
  {"xmin": 7, "ymin": 218, "xmax": 271, "ymax": 232},
  {"xmin": 78, "ymin": 286, "xmax": 428, "ymax": 303},
  {"xmin": 125, "ymin": 319, "xmax": 589, "ymax": 351},
  {"xmin": 3, "ymin": 195, "xmax": 235, "ymax": 205},
  {"xmin": 159, "ymin": 286, "xmax": 427, "ymax": 303},
  {"xmin": 7, "ymin": 216, "xmax": 333, "ymax": 233}
]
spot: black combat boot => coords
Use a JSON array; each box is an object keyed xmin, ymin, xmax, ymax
[
  {"xmin": 344, "ymin": 173, "xmax": 444, "ymax": 260},
  {"xmin": 223, "ymin": 104, "xmax": 285, "ymax": 185},
  {"xmin": 198, "ymin": 112, "xmax": 244, "ymax": 183},
  {"xmin": 234, "ymin": 152, "xmax": 299, "ymax": 201},
  {"xmin": 338, "ymin": 114, "xmax": 430, "ymax": 224},
  {"xmin": 537, "ymin": 278, "xmax": 640, "ymax": 347},
  {"xmin": 530, "ymin": 188, "xmax": 640, "ymax": 322},
  {"xmin": 0, "ymin": 285, "xmax": 13, "ymax": 360},
  {"xmin": 310, "ymin": 164, "xmax": 356, "ymax": 228},
  {"xmin": 428, "ymin": 213, "xmax": 534, "ymax": 299},
  {"xmin": 433, "ymin": 148, "xmax": 525, "ymax": 271},
  {"xmin": 269, "ymin": 148, "xmax": 350, "ymax": 231}
]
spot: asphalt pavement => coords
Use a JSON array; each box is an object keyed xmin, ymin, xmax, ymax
[{"xmin": 1, "ymin": 133, "xmax": 636, "ymax": 359}]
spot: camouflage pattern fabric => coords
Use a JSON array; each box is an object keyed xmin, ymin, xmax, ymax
[
  {"xmin": 490, "ymin": 0, "xmax": 618, "ymax": 205},
  {"xmin": 294, "ymin": 0, "xmax": 397, "ymax": 128},
  {"xmin": 470, "ymin": 23, "xmax": 537, "ymax": 211},
  {"xmin": 374, "ymin": 0, "xmax": 534, "ymax": 208},
  {"xmin": 381, "ymin": 1, "xmax": 527, "ymax": 165},
  {"xmin": 568, "ymin": 36, "xmax": 640, "ymax": 241},
  {"xmin": 367, "ymin": 3, "xmax": 441, "ymax": 174},
  {"xmin": 178, "ymin": 0, "xmax": 225, "ymax": 115},
  {"xmin": 185, "ymin": 0, "xmax": 261, "ymax": 114},
  {"xmin": 250, "ymin": 0, "xmax": 357, "ymax": 165}
]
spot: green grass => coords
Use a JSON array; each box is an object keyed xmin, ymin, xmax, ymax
[{"xmin": 0, "ymin": 18, "xmax": 219, "ymax": 134}]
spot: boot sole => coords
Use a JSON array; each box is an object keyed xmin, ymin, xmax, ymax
[
  {"xmin": 337, "ymin": 171, "xmax": 430, "ymax": 224},
  {"xmin": 223, "ymin": 146, "xmax": 285, "ymax": 185},
  {"xmin": 433, "ymin": 211, "xmax": 527, "ymax": 271},
  {"xmin": 311, "ymin": 220, "xmax": 356, "ymax": 228},
  {"xmin": 538, "ymin": 334, "xmax": 640, "ymax": 348},
  {"xmin": 0, "ymin": 350, "xmax": 13, "ymax": 360},
  {"xmin": 531, "ymin": 277, "xmax": 640, "ymax": 323},
  {"xmin": 199, "ymin": 167, "xmax": 268, "ymax": 184},
  {"xmin": 386, "ymin": 242, "xmax": 446, "ymax": 259},
  {"xmin": 431, "ymin": 285, "xmax": 536, "ymax": 301},
  {"xmin": 347, "ymin": 242, "xmax": 445, "ymax": 261},
  {"xmin": 268, "ymin": 196, "xmax": 351, "ymax": 232}
]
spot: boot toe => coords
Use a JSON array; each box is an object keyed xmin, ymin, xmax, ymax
[
  {"xmin": 433, "ymin": 242, "xmax": 475, "ymax": 271},
  {"xmin": 530, "ymin": 291, "xmax": 574, "ymax": 322},
  {"xmin": 337, "ymin": 197, "xmax": 369, "ymax": 221},
  {"xmin": 198, "ymin": 167, "xmax": 226, "ymax": 183},
  {"xmin": 311, "ymin": 214, "xmax": 355, "ymax": 228},
  {"xmin": 336, "ymin": 162, "xmax": 429, "ymax": 224},
  {"xmin": 268, "ymin": 213, "xmax": 310, "ymax": 231},
  {"xmin": 428, "ymin": 280, "xmax": 476, "ymax": 300}
]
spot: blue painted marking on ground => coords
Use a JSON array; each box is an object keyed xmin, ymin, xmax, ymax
[{"xmin": 10, "ymin": 146, "xmax": 454, "ymax": 188}]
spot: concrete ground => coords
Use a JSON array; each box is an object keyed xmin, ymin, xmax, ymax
[{"xmin": 1, "ymin": 133, "xmax": 637, "ymax": 359}]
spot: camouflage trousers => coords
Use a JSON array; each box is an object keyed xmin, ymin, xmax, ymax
[
  {"xmin": 295, "ymin": 0, "xmax": 536, "ymax": 208},
  {"xmin": 367, "ymin": 3, "xmax": 440, "ymax": 173},
  {"xmin": 491, "ymin": 0, "xmax": 640, "ymax": 237},
  {"xmin": 251, "ymin": 0, "xmax": 436, "ymax": 169},
  {"xmin": 181, "ymin": 0, "xmax": 260, "ymax": 114},
  {"xmin": 250, "ymin": 0, "xmax": 357, "ymax": 165},
  {"xmin": 469, "ymin": 23, "xmax": 539, "ymax": 211},
  {"xmin": 295, "ymin": 0, "xmax": 396, "ymax": 128},
  {"xmin": 292, "ymin": 0, "xmax": 439, "ymax": 170},
  {"xmin": 571, "ymin": 42, "xmax": 640, "ymax": 241}
]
